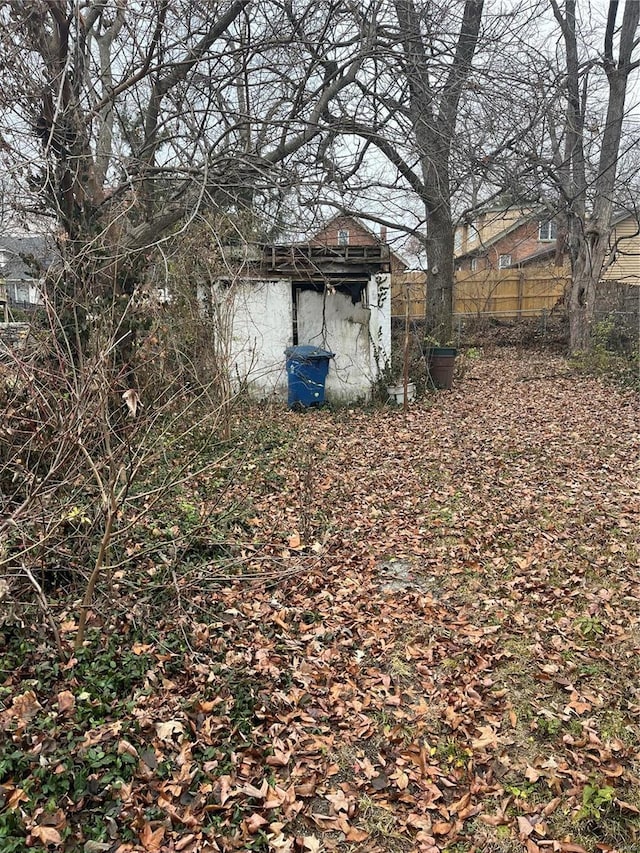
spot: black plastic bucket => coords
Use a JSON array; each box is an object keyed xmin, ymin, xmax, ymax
[{"xmin": 427, "ymin": 347, "xmax": 457, "ymax": 389}]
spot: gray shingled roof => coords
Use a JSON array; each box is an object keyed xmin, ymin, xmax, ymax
[{"xmin": 0, "ymin": 233, "xmax": 57, "ymax": 281}]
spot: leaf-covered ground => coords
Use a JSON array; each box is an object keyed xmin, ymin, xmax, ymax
[{"xmin": 2, "ymin": 349, "xmax": 640, "ymax": 853}]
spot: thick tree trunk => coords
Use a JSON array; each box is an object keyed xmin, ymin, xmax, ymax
[
  {"xmin": 553, "ymin": 0, "xmax": 640, "ymax": 353},
  {"xmin": 568, "ymin": 226, "xmax": 610, "ymax": 353},
  {"xmin": 391, "ymin": 0, "xmax": 483, "ymax": 344},
  {"xmin": 425, "ymin": 209, "xmax": 455, "ymax": 343}
]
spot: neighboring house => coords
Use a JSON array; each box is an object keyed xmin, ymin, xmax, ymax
[
  {"xmin": 454, "ymin": 203, "xmax": 564, "ymax": 273},
  {"xmin": 0, "ymin": 233, "xmax": 54, "ymax": 317},
  {"xmin": 389, "ymin": 204, "xmax": 566, "ymax": 320},
  {"xmin": 223, "ymin": 216, "xmax": 394, "ymax": 402},
  {"xmin": 452, "ymin": 202, "xmax": 640, "ymax": 319},
  {"xmin": 453, "ymin": 204, "xmax": 567, "ymax": 318},
  {"xmin": 602, "ymin": 211, "xmax": 640, "ymax": 286},
  {"xmin": 389, "ymin": 204, "xmax": 567, "ymax": 320},
  {"xmin": 455, "ymin": 202, "xmax": 640, "ymax": 283}
]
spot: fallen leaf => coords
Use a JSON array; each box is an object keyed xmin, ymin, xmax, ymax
[
  {"xmin": 479, "ymin": 813, "xmax": 508, "ymax": 826},
  {"xmin": 525, "ymin": 765, "xmax": 542, "ymax": 782},
  {"xmin": 326, "ymin": 790, "xmax": 350, "ymax": 813},
  {"xmin": 117, "ymin": 740, "xmax": 139, "ymax": 759},
  {"xmin": 155, "ymin": 719, "xmax": 185, "ymax": 742},
  {"xmin": 615, "ymin": 799, "xmax": 640, "ymax": 814},
  {"xmin": 472, "ymin": 725, "xmax": 498, "ymax": 750},
  {"xmin": 31, "ymin": 825, "xmax": 62, "ymax": 846},
  {"xmin": 139, "ymin": 823, "xmax": 165, "ymax": 852},
  {"xmin": 393, "ymin": 769, "xmax": 410, "ymax": 790},
  {"xmin": 12, "ymin": 690, "xmax": 42, "ymax": 722},
  {"xmin": 345, "ymin": 826, "xmax": 369, "ymax": 841},
  {"xmin": 518, "ymin": 816, "xmax": 534, "ymax": 837},
  {"xmin": 7, "ymin": 787, "xmax": 29, "ymax": 809},
  {"xmin": 245, "ymin": 813, "xmax": 268, "ymax": 833},
  {"xmin": 57, "ymin": 690, "xmax": 75, "ymax": 713}
]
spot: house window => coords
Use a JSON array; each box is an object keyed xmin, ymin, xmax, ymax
[
  {"xmin": 454, "ymin": 229, "xmax": 462, "ymax": 251},
  {"xmin": 337, "ymin": 229, "xmax": 349, "ymax": 246},
  {"xmin": 498, "ymin": 254, "xmax": 511, "ymax": 269},
  {"xmin": 9, "ymin": 281, "xmax": 30, "ymax": 304},
  {"xmin": 538, "ymin": 220, "xmax": 557, "ymax": 242},
  {"xmin": 470, "ymin": 258, "xmax": 478, "ymax": 272}
]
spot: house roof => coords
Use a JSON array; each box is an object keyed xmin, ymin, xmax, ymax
[
  {"xmin": 311, "ymin": 212, "xmax": 379, "ymax": 239},
  {"xmin": 611, "ymin": 209, "xmax": 640, "ymax": 229},
  {"xmin": 258, "ymin": 213, "xmax": 408, "ymax": 280},
  {"xmin": 262, "ymin": 242, "xmax": 393, "ymax": 281},
  {"xmin": 505, "ymin": 244, "xmax": 557, "ymax": 268},
  {"xmin": 0, "ymin": 233, "xmax": 57, "ymax": 281},
  {"xmin": 459, "ymin": 205, "xmax": 639, "ymax": 260},
  {"xmin": 455, "ymin": 205, "xmax": 550, "ymax": 260},
  {"xmin": 309, "ymin": 213, "xmax": 409, "ymax": 271}
]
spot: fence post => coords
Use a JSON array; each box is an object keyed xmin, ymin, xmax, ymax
[{"xmin": 517, "ymin": 271, "xmax": 524, "ymax": 316}]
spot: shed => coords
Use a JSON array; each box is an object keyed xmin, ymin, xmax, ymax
[{"xmin": 223, "ymin": 218, "xmax": 393, "ymax": 403}]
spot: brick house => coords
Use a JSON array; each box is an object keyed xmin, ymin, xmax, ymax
[
  {"xmin": 312, "ymin": 215, "xmax": 425, "ymax": 321},
  {"xmin": 311, "ymin": 214, "xmax": 407, "ymax": 271},
  {"xmin": 454, "ymin": 204, "xmax": 563, "ymax": 272},
  {"xmin": 311, "ymin": 214, "xmax": 378, "ymax": 249},
  {"xmin": 455, "ymin": 203, "xmax": 640, "ymax": 282},
  {"xmin": 452, "ymin": 203, "xmax": 640, "ymax": 321}
]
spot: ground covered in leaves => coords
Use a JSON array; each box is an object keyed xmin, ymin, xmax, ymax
[{"xmin": 2, "ymin": 349, "xmax": 640, "ymax": 853}]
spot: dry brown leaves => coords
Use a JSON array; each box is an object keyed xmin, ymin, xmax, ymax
[{"xmin": 4, "ymin": 350, "xmax": 639, "ymax": 852}]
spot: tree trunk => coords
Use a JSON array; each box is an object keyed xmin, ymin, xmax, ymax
[
  {"xmin": 552, "ymin": 0, "xmax": 640, "ymax": 354},
  {"xmin": 425, "ymin": 209, "xmax": 455, "ymax": 343},
  {"xmin": 567, "ymin": 225, "xmax": 610, "ymax": 353}
]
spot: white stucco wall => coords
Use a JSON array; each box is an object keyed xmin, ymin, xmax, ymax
[
  {"xmin": 369, "ymin": 272, "xmax": 392, "ymax": 378},
  {"xmin": 228, "ymin": 279, "xmax": 292, "ymax": 398},
  {"xmin": 218, "ymin": 272, "xmax": 391, "ymax": 403}
]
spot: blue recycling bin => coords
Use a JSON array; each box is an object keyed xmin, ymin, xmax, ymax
[{"xmin": 285, "ymin": 345, "xmax": 334, "ymax": 408}]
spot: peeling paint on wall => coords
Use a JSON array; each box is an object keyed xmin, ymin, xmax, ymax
[{"xmin": 225, "ymin": 272, "xmax": 391, "ymax": 404}]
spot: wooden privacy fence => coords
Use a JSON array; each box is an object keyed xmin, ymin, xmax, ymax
[
  {"xmin": 390, "ymin": 271, "xmax": 428, "ymax": 319},
  {"xmin": 454, "ymin": 268, "xmax": 567, "ymax": 317},
  {"xmin": 391, "ymin": 269, "xmax": 568, "ymax": 319}
]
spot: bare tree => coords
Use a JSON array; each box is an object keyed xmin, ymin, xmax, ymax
[
  {"xmin": 347, "ymin": 1, "xmax": 485, "ymax": 341},
  {"xmin": 0, "ymin": 1, "xmax": 370, "ymax": 303},
  {"xmin": 0, "ymin": 0, "xmax": 377, "ymax": 649},
  {"xmin": 311, "ymin": 0, "xmax": 499, "ymax": 341},
  {"xmin": 484, "ymin": 1, "xmax": 640, "ymax": 352},
  {"xmin": 550, "ymin": 0, "xmax": 640, "ymax": 353},
  {"xmin": 392, "ymin": 0, "xmax": 484, "ymax": 341}
]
